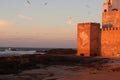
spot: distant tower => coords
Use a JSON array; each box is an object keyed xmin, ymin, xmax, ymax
[{"xmin": 102, "ymin": 0, "xmax": 120, "ymax": 28}]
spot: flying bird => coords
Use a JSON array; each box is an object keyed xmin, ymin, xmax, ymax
[
  {"xmin": 26, "ymin": 0, "xmax": 31, "ymax": 4},
  {"xmin": 44, "ymin": 2, "xmax": 48, "ymax": 5},
  {"xmin": 69, "ymin": 16, "xmax": 72, "ymax": 19},
  {"xmin": 85, "ymin": 5, "xmax": 90, "ymax": 8}
]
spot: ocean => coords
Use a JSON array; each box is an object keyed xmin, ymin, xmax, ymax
[
  {"xmin": 0, "ymin": 47, "xmax": 52, "ymax": 57},
  {"xmin": 0, "ymin": 47, "xmax": 76, "ymax": 57}
]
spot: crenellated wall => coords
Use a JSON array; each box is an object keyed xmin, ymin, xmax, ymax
[
  {"xmin": 101, "ymin": 27, "xmax": 120, "ymax": 57},
  {"xmin": 77, "ymin": 23, "xmax": 120, "ymax": 57}
]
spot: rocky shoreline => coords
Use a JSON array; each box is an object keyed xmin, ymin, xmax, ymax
[{"xmin": 0, "ymin": 49, "xmax": 120, "ymax": 80}]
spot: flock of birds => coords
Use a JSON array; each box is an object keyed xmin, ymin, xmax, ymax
[
  {"xmin": 25, "ymin": 0, "xmax": 90, "ymax": 8},
  {"xmin": 25, "ymin": 0, "xmax": 95, "ymax": 24},
  {"xmin": 26, "ymin": 0, "xmax": 31, "ymax": 4},
  {"xmin": 26, "ymin": 0, "xmax": 48, "ymax": 5}
]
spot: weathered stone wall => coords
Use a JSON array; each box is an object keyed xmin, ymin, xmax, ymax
[
  {"xmin": 102, "ymin": 11, "xmax": 120, "ymax": 28},
  {"xmin": 77, "ymin": 23, "xmax": 100, "ymax": 56},
  {"xmin": 77, "ymin": 23, "xmax": 90, "ymax": 56},
  {"xmin": 101, "ymin": 27, "xmax": 120, "ymax": 57}
]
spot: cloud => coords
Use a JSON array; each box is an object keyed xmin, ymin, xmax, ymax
[
  {"xmin": 0, "ymin": 20, "xmax": 13, "ymax": 27},
  {"xmin": 17, "ymin": 14, "xmax": 32, "ymax": 20},
  {"xmin": 66, "ymin": 19, "xmax": 76, "ymax": 26}
]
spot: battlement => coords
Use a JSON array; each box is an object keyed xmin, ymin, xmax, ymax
[
  {"xmin": 101, "ymin": 27, "xmax": 120, "ymax": 31},
  {"xmin": 101, "ymin": 26, "xmax": 120, "ymax": 57}
]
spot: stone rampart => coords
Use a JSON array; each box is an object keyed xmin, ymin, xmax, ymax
[{"xmin": 101, "ymin": 27, "xmax": 120, "ymax": 57}]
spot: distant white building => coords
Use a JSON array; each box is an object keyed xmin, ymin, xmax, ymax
[{"xmin": 103, "ymin": 0, "xmax": 120, "ymax": 12}]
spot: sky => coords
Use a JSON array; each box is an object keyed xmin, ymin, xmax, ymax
[{"xmin": 0, "ymin": 0, "xmax": 105, "ymax": 48}]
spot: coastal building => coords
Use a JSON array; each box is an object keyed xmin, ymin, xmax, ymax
[
  {"xmin": 102, "ymin": 0, "xmax": 120, "ymax": 28},
  {"xmin": 77, "ymin": 0, "xmax": 120, "ymax": 57}
]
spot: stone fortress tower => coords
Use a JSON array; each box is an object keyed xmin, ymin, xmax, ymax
[
  {"xmin": 77, "ymin": 0, "xmax": 120, "ymax": 57},
  {"xmin": 103, "ymin": 0, "xmax": 120, "ymax": 12},
  {"xmin": 102, "ymin": 0, "xmax": 120, "ymax": 27}
]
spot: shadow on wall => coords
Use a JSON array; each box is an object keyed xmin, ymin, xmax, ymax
[
  {"xmin": 102, "ymin": 24, "xmax": 112, "ymax": 28},
  {"xmin": 90, "ymin": 24, "xmax": 101, "ymax": 57}
]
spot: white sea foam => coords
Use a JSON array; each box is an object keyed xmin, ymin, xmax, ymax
[{"xmin": 0, "ymin": 50, "xmax": 36, "ymax": 57}]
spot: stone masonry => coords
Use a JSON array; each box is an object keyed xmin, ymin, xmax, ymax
[{"xmin": 77, "ymin": 0, "xmax": 120, "ymax": 57}]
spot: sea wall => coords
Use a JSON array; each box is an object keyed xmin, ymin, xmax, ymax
[{"xmin": 101, "ymin": 27, "xmax": 120, "ymax": 57}]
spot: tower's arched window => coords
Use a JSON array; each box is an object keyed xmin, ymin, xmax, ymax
[
  {"xmin": 112, "ymin": 9, "xmax": 118, "ymax": 11},
  {"xmin": 104, "ymin": 9, "xmax": 107, "ymax": 12}
]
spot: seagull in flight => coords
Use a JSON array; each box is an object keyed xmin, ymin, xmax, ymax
[
  {"xmin": 26, "ymin": 0, "xmax": 31, "ymax": 4},
  {"xmin": 85, "ymin": 5, "xmax": 90, "ymax": 8},
  {"xmin": 44, "ymin": 2, "xmax": 48, "ymax": 5}
]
